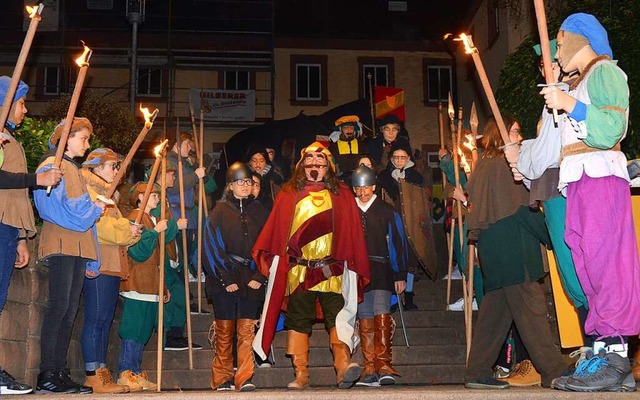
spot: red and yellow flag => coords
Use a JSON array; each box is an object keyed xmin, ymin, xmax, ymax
[{"xmin": 374, "ymin": 86, "xmax": 405, "ymax": 121}]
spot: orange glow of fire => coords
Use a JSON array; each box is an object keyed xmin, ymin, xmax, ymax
[
  {"xmin": 447, "ymin": 93, "xmax": 455, "ymax": 120},
  {"xmin": 462, "ymin": 134, "xmax": 476, "ymax": 152},
  {"xmin": 458, "ymin": 148, "xmax": 470, "ymax": 174},
  {"xmin": 26, "ymin": 4, "xmax": 41, "ymax": 18},
  {"xmin": 455, "ymin": 33, "xmax": 477, "ymax": 54},
  {"xmin": 75, "ymin": 42, "xmax": 92, "ymax": 67},
  {"xmin": 139, "ymin": 104, "xmax": 159, "ymax": 127},
  {"xmin": 154, "ymin": 139, "xmax": 169, "ymax": 158}
]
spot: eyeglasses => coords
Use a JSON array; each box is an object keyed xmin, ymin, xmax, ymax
[
  {"xmin": 233, "ymin": 179, "xmax": 254, "ymax": 186},
  {"xmin": 392, "ymin": 155, "xmax": 408, "ymax": 160},
  {"xmin": 104, "ymin": 163, "xmax": 120, "ymax": 171}
]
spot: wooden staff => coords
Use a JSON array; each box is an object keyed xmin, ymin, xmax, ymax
[
  {"xmin": 466, "ymin": 242, "xmax": 476, "ymax": 364},
  {"xmin": 195, "ymin": 112, "xmax": 204, "ymax": 313},
  {"xmin": 176, "ymin": 118, "xmax": 194, "ymax": 369},
  {"xmin": 533, "ymin": 0, "xmax": 559, "ymax": 124},
  {"xmin": 105, "ymin": 105, "xmax": 158, "ymax": 199},
  {"xmin": 438, "ymin": 102, "xmax": 448, "ymax": 187},
  {"xmin": 198, "ymin": 108, "xmax": 209, "ymax": 216},
  {"xmin": 446, "ymin": 219, "xmax": 455, "ymax": 309},
  {"xmin": 0, "ymin": 4, "xmax": 44, "ymax": 130},
  {"xmin": 469, "ymin": 102, "xmax": 479, "ymax": 173},
  {"xmin": 368, "ymin": 73, "xmax": 376, "ymax": 138},
  {"xmin": 156, "ymin": 153, "xmax": 166, "ymax": 392},
  {"xmin": 134, "ymin": 140, "xmax": 168, "ymax": 225},
  {"xmin": 457, "ymin": 34, "xmax": 510, "ymax": 145},
  {"xmin": 47, "ymin": 43, "xmax": 92, "ymax": 194}
]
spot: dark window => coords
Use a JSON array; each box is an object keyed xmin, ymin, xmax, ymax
[
  {"xmin": 422, "ymin": 59, "xmax": 456, "ymax": 106},
  {"xmin": 358, "ymin": 57, "xmax": 395, "ymax": 99},
  {"xmin": 224, "ymin": 70, "xmax": 250, "ymax": 90},
  {"xmin": 296, "ymin": 64, "xmax": 321, "ymax": 101},
  {"xmin": 137, "ymin": 68, "xmax": 162, "ymax": 97},
  {"xmin": 44, "ymin": 67, "xmax": 60, "ymax": 95},
  {"xmin": 289, "ymin": 55, "xmax": 327, "ymax": 106},
  {"xmin": 487, "ymin": 0, "xmax": 499, "ymax": 47}
]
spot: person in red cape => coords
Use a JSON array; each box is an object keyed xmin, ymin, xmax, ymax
[{"xmin": 252, "ymin": 141, "xmax": 370, "ymax": 390}]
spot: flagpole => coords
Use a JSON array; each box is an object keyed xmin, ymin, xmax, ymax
[{"xmin": 368, "ymin": 73, "xmax": 376, "ymax": 138}]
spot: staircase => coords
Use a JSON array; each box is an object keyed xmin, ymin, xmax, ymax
[{"xmin": 130, "ymin": 275, "xmax": 472, "ymax": 390}]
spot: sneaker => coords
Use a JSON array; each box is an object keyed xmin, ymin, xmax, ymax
[
  {"xmin": 447, "ymin": 297, "xmax": 478, "ymax": 311},
  {"xmin": 565, "ymin": 350, "xmax": 636, "ymax": 392},
  {"xmin": 465, "ymin": 377, "xmax": 510, "ymax": 389},
  {"xmin": 217, "ymin": 380, "xmax": 234, "ymax": 391},
  {"xmin": 0, "ymin": 369, "xmax": 33, "ymax": 395},
  {"xmin": 58, "ymin": 369, "xmax": 93, "ymax": 394},
  {"xmin": 84, "ymin": 368, "xmax": 129, "ymax": 394},
  {"xmin": 165, "ymin": 336, "xmax": 203, "ymax": 351},
  {"xmin": 503, "ymin": 360, "xmax": 541, "ymax": 387},
  {"xmin": 239, "ymin": 379, "xmax": 256, "ymax": 392},
  {"xmin": 117, "ymin": 370, "xmax": 144, "ymax": 392},
  {"xmin": 493, "ymin": 365, "xmax": 511, "ymax": 379},
  {"xmin": 378, "ymin": 374, "xmax": 396, "ymax": 386},
  {"xmin": 36, "ymin": 370, "xmax": 78, "ymax": 394},
  {"xmin": 569, "ymin": 346, "xmax": 592, "ymax": 368},
  {"xmin": 355, "ymin": 373, "xmax": 380, "ymax": 387}
]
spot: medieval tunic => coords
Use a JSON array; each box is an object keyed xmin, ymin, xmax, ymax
[
  {"xmin": 252, "ymin": 182, "xmax": 370, "ymax": 360},
  {"xmin": 203, "ymin": 195, "xmax": 268, "ymax": 318},
  {"xmin": 329, "ymin": 138, "xmax": 363, "ymax": 177},
  {"xmin": 0, "ymin": 135, "xmax": 36, "ymax": 237},
  {"xmin": 558, "ymin": 57, "xmax": 640, "ymax": 337}
]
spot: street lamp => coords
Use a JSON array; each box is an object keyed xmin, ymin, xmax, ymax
[{"xmin": 127, "ymin": 0, "xmax": 145, "ymax": 113}]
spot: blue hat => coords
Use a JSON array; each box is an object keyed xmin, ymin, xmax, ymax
[
  {"xmin": 533, "ymin": 39, "xmax": 557, "ymax": 61},
  {"xmin": 0, "ymin": 76, "xmax": 29, "ymax": 104},
  {"xmin": 560, "ymin": 13, "xmax": 613, "ymax": 58}
]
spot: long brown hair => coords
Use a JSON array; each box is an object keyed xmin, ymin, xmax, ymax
[
  {"xmin": 480, "ymin": 115, "xmax": 518, "ymax": 158},
  {"xmin": 282, "ymin": 163, "xmax": 340, "ymax": 194}
]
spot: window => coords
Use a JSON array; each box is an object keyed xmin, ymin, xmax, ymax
[
  {"xmin": 87, "ymin": 0, "xmax": 114, "ymax": 10},
  {"xmin": 290, "ymin": 55, "xmax": 328, "ymax": 106},
  {"xmin": 423, "ymin": 59, "xmax": 455, "ymax": 106},
  {"xmin": 224, "ymin": 70, "xmax": 250, "ymax": 90},
  {"xmin": 487, "ymin": 0, "xmax": 500, "ymax": 47},
  {"xmin": 358, "ymin": 57, "xmax": 394, "ymax": 98},
  {"xmin": 136, "ymin": 68, "xmax": 162, "ymax": 97},
  {"xmin": 44, "ymin": 67, "xmax": 61, "ymax": 95}
]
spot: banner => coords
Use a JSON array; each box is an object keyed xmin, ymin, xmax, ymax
[
  {"xmin": 189, "ymin": 89, "xmax": 255, "ymax": 122},
  {"xmin": 374, "ymin": 86, "xmax": 405, "ymax": 121}
]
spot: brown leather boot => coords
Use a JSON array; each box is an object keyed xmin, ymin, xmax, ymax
[
  {"xmin": 374, "ymin": 313, "xmax": 400, "ymax": 384},
  {"xmin": 633, "ymin": 347, "xmax": 640, "ymax": 381},
  {"xmin": 358, "ymin": 318, "xmax": 375, "ymax": 379},
  {"xmin": 234, "ymin": 319, "xmax": 257, "ymax": 392},
  {"xmin": 329, "ymin": 327, "xmax": 362, "ymax": 389},
  {"xmin": 286, "ymin": 330, "xmax": 310, "ymax": 389},
  {"xmin": 210, "ymin": 319, "xmax": 236, "ymax": 390},
  {"xmin": 85, "ymin": 368, "xmax": 130, "ymax": 393}
]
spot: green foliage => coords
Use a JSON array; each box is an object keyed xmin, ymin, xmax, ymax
[
  {"xmin": 14, "ymin": 117, "xmax": 103, "ymax": 172},
  {"xmin": 45, "ymin": 91, "xmax": 141, "ymax": 155},
  {"xmin": 496, "ymin": 0, "xmax": 640, "ymax": 157}
]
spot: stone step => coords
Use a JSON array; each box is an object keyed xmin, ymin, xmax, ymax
[
  {"xmin": 142, "ymin": 344, "xmax": 467, "ymax": 370},
  {"xmin": 144, "ymin": 364, "xmax": 464, "ymax": 390}
]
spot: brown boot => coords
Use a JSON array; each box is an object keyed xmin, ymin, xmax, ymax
[
  {"xmin": 210, "ymin": 319, "xmax": 236, "ymax": 390},
  {"xmin": 329, "ymin": 327, "xmax": 362, "ymax": 389},
  {"xmin": 357, "ymin": 318, "xmax": 376, "ymax": 382},
  {"xmin": 633, "ymin": 347, "xmax": 640, "ymax": 381},
  {"xmin": 374, "ymin": 313, "xmax": 400, "ymax": 385},
  {"xmin": 85, "ymin": 368, "xmax": 130, "ymax": 394},
  {"xmin": 234, "ymin": 319, "xmax": 257, "ymax": 392},
  {"xmin": 286, "ymin": 330, "xmax": 309, "ymax": 389}
]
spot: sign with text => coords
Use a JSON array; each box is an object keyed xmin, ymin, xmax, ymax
[{"xmin": 189, "ymin": 89, "xmax": 255, "ymax": 122}]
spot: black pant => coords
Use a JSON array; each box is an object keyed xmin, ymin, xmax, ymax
[
  {"xmin": 212, "ymin": 291, "xmax": 262, "ymax": 320},
  {"xmin": 285, "ymin": 290, "xmax": 344, "ymax": 334},
  {"xmin": 465, "ymin": 282, "xmax": 566, "ymax": 387},
  {"xmin": 40, "ymin": 255, "xmax": 87, "ymax": 372}
]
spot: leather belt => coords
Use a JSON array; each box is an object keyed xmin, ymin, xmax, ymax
[
  {"xmin": 288, "ymin": 256, "xmax": 337, "ymax": 269},
  {"xmin": 368, "ymin": 255, "xmax": 388, "ymax": 264},
  {"xmin": 229, "ymin": 254, "xmax": 252, "ymax": 266}
]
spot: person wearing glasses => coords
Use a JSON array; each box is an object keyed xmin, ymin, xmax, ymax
[
  {"xmin": 376, "ymin": 140, "xmax": 423, "ymax": 204},
  {"xmin": 79, "ymin": 148, "xmax": 142, "ymax": 393},
  {"xmin": 203, "ymin": 162, "xmax": 269, "ymax": 392}
]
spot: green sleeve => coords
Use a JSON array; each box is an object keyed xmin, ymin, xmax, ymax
[
  {"xmin": 164, "ymin": 218, "xmax": 179, "ymax": 243},
  {"xmin": 128, "ymin": 227, "xmax": 159, "ymax": 262},
  {"xmin": 583, "ymin": 62, "xmax": 629, "ymax": 149},
  {"xmin": 204, "ymin": 177, "xmax": 217, "ymax": 194},
  {"xmin": 439, "ymin": 154, "xmax": 467, "ymax": 189}
]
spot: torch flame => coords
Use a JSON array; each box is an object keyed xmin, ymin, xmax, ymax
[
  {"xmin": 75, "ymin": 42, "xmax": 92, "ymax": 67},
  {"xmin": 454, "ymin": 33, "xmax": 477, "ymax": 54},
  {"xmin": 462, "ymin": 134, "xmax": 476, "ymax": 152},
  {"xmin": 26, "ymin": 4, "xmax": 42, "ymax": 18},
  {"xmin": 458, "ymin": 148, "xmax": 470, "ymax": 174},
  {"xmin": 153, "ymin": 139, "xmax": 169, "ymax": 158},
  {"xmin": 447, "ymin": 92, "xmax": 455, "ymax": 120},
  {"xmin": 139, "ymin": 104, "xmax": 159, "ymax": 128}
]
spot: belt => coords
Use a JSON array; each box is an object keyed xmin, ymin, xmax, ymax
[
  {"xmin": 560, "ymin": 141, "xmax": 621, "ymax": 162},
  {"xmin": 288, "ymin": 256, "xmax": 337, "ymax": 269},
  {"xmin": 368, "ymin": 255, "xmax": 388, "ymax": 264},
  {"xmin": 229, "ymin": 254, "xmax": 252, "ymax": 266}
]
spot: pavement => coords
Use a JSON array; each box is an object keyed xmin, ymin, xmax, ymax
[{"xmin": 30, "ymin": 385, "xmax": 636, "ymax": 399}]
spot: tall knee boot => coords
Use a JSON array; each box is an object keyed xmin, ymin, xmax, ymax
[
  {"xmin": 633, "ymin": 347, "xmax": 640, "ymax": 381},
  {"xmin": 329, "ymin": 327, "xmax": 362, "ymax": 389},
  {"xmin": 286, "ymin": 330, "xmax": 309, "ymax": 389},
  {"xmin": 357, "ymin": 318, "xmax": 377, "ymax": 386},
  {"xmin": 210, "ymin": 320, "xmax": 235, "ymax": 390},
  {"xmin": 234, "ymin": 319, "xmax": 257, "ymax": 392},
  {"xmin": 374, "ymin": 313, "xmax": 400, "ymax": 385}
]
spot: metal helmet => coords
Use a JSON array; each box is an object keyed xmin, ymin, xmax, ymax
[
  {"xmin": 351, "ymin": 165, "xmax": 376, "ymax": 187},
  {"xmin": 226, "ymin": 162, "xmax": 252, "ymax": 183}
]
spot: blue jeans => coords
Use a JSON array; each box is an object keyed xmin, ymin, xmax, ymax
[
  {"xmin": 118, "ymin": 339, "xmax": 144, "ymax": 374},
  {"xmin": 357, "ymin": 289, "xmax": 392, "ymax": 319},
  {"xmin": 81, "ymin": 274, "xmax": 121, "ymax": 371},
  {"xmin": 0, "ymin": 222, "xmax": 19, "ymax": 313}
]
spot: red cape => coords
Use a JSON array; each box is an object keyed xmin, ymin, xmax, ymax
[{"xmin": 252, "ymin": 182, "xmax": 370, "ymax": 356}]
